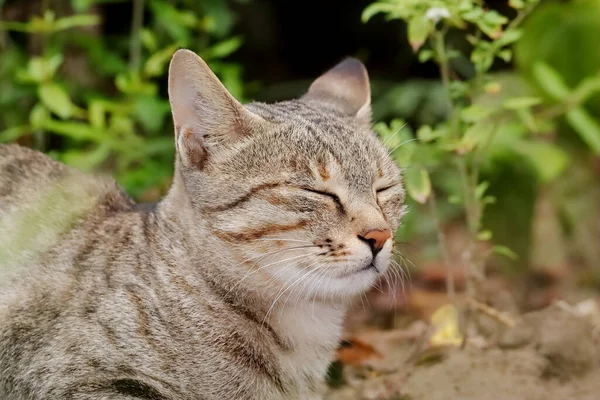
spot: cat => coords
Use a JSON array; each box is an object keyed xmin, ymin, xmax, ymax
[{"xmin": 0, "ymin": 49, "xmax": 406, "ymax": 400}]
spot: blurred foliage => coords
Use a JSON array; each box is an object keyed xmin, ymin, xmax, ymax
[
  {"xmin": 0, "ymin": 0, "xmax": 246, "ymax": 199},
  {"xmin": 364, "ymin": 0, "xmax": 600, "ymax": 278},
  {"xmin": 1, "ymin": 0, "xmax": 599, "ymax": 275}
]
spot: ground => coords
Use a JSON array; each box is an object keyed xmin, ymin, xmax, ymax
[{"xmin": 323, "ymin": 275, "xmax": 600, "ymax": 400}]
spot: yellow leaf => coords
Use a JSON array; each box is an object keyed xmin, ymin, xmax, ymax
[{"xmin": 429, "ymin": 304, "xmax": 463, "ymax": 347}]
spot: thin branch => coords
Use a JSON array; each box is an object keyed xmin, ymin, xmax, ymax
[
  {"xmin": 466, "ymin": 297, "xmax": 517, "ymax": 328},
  {"xmin": 429, "ymin": 189, "xmax": 455, "ymax": 300},
  {"xmin": 129, "ymin": 0, "xmax": 144, "ymax": 72}
]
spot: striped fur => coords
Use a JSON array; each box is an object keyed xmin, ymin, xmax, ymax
[{"xmin": 0, "ymin": 50, "xmax": 406, "ymax": 399}]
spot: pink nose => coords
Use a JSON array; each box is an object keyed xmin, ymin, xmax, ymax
[{"xmin": 358, "ymin": 228, "xmax": 391, "ymax": 255}]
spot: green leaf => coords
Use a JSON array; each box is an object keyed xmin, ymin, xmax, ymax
[
  {"xmin": 202, "ymin": 37, "xmax": 243, "ymax": 60},
  {"xmin": 477, "ymin": 230, "xmax": 492, "ymax": 241},
  {"xmin": 475, "ymin": 181, "xmax": 489, "ymax": 200},
  {"xmin": 144, "ymin": 44, "xmax": 179, "ymax": 77},
  {"xmin": 88, "ymin": 100, "xmax": 105, "ymax": 129},
  {"xmin": 0, "ymin": 21, "xmax": 31, "ymax": 32},
  {"xmin": 0, "ymin": 125, "xmax": 29, "ymax": 142},
  {"xmin": 72, "ymin": 0, "xmax": 94, "ymax": 12},
  {"xmin": 565, "ymin": 108, "xmax": 600, "ymax": 154},
  {"xmin": 461, "ymin": 104, "xmax": 492, "ymax": 123},
  {"xmin": 19, "ymin": 56, "xmax": 63, "ymax": 83},
  {"xmin": 516, "ymin": 108, "xmax": 538, "ymax": 133},
  {"xmin": 457, "ymin": 122, "xmax": 495, "ymax": 154},
  {"xmin": 404, "ymin": 167, "xmax": 432, "ymax": 204},
  {"xmin": 417, "ymin": 125, "xmax": 436, "ymax": 142},
  {"xmin": 496, "ymin": 29, "xmax": 522, "ymax": 47},
  {"xmin": 532, "ymin": 62, "xmax": 569, "ymax": 100},
  {"xmin": 361, "ymin": 3, "xmax": 398, "ymax": 22},
  {"xmin": 492, "ymin": 245, "xmax": 519, "ymax": 260},
  {"xmin": 29, "ymin": 103, "xmax": 49, "ymax": 129},
  {"xmin": 448, "ymin": 194, "xmax": 461, "ymax": 204},
  {"xmin": 38, "ymin": 83, "xmax": 75, "ymax": 119},
  {"xmin": 503, "ymin": 96, "xmax": 542, "ymax": 110},
  {"xmin": 140, "ymin": 28, "xmax": 158, "ymax": 52},
  {"xmin": 418, "ymin": 49, "xmax": 435, "ymax": 63},
  {"xmin": 408, "ymin": 18, "xmax": 430, "ymax": 51},
  {"xmin": 509, "ymin": 0, "xmax": 525, "ymax": 9},
  {"xmin": 60, "ymin": 143, "xmax": 111, "ymax": 171},
  {"xmin": 41, "ymin": 119, "xmax": 100, "ymax": 141},
  {"xmin": 498, "ymin": 49, "xmax": 512, "ymax": 63},
  {"xmin": 54, "ymin": 14, "xmax": 100, "ymax": 31},
  {"xmin": 482, "ymin": 10, "xmax": 509, "ymax": 26},
  {"xmin": 516, "ymin": 141, "xmax": 569, "ymax": 182},
  {"xmin": 134, "ymin": 95, "xmax": 170, "ymax": 132}
]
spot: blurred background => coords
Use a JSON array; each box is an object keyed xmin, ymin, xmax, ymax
[{"xmin": 1, "ymin": 0, "xmax": 599, "ymax": 320}]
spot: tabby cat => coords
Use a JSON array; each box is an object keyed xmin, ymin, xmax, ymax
[{"xmin": 0, "ymin": 49, "xmax": 405, "ymax": 399}]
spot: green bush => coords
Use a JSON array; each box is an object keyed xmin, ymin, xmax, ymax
[
  {"xmin": 363, "ymin": 0, "xmax": 600, "ymax": 285},
  {"xmin": 0, "ymin": 0, "xmax": 246, "ymax": 199}
]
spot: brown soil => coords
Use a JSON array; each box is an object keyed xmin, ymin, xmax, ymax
[{"xmin": 325, "ymin": 303, "xmax": 600, "ymax": 400}]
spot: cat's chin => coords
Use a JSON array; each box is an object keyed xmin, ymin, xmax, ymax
[{"xmin": 301, "ymin": 260, "xmax": 390, "ymax": 300}]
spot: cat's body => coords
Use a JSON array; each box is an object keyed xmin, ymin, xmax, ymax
[{"xmin": 0, "ymin": 51, "xmax": 405, "ymax": 400}]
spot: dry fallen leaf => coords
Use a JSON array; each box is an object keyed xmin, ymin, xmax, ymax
[
  {"xmin": 429, "ymin": 303, "xmax": 463, "ymax": 347},
  {"xmin": 336, "ymin": 337, "xmax": 383, "ymax": 367}
]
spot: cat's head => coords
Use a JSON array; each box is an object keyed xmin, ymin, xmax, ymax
[{"xmin": 167, "ymin": 49, "xmax": 405, "ymax": 300}]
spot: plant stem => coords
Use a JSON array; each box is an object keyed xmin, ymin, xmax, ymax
[
  {"xmin": 429, "ymin": 189, "xmax": 455, "ymax": 300},
  {"xmin": 434, "ymin": 30, "xmax": 452, "ymax": 100},
  {"xmin": 129, "ymin": 0, "xmax": 144, "ymax": 72},
  {"xmin": 506, "ymin": 2, "xmax": 538, "ymax": 32}
]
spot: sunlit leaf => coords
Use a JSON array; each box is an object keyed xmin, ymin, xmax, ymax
[
  {"xmin": 565, "ymin": 108, "xmax": 600, "ymax": 154},
  {"xmin": 532, "ymin": 62, "xmax": 569, "ymax": 100},
  {"xmin": 509, "ymin": 0, "xmax": 525, "ymax": 9},
  {"xmin": 418, "ymin": 49, "xmax": 435, "ymax": 63},
  {"xmin": 477, "ymin": 230, "xmax": 492, "ymax": 241},
  {"xmin": 88, "ymin": 100, "xmax": 105, "ymax": 129},
  {"xmin": 503, "ymin": 96, "xmax": 542, "ymax": 110},
  {"xmin": 361, "ymin": 3, "xmax": 398, "ymax": 22},
  {"xmin": 140, "ymin": 28, "xmax": 158, "ymax": 52},
  {"xmin": 408, "ymin": 17, "xmax": 430, "ymax": 51},
  {"xmin": 54, "ymin": 14, "xmax": 100, "ymax": 31},
  {"xmin": 144, "ymin": 44, "xmax": 179, "ymax": 77},
  {"xmin": 457, "ymin": 121, "xmax": 495, "ymax": 154},
  {"xmin": 202, "ymin": 37, "xmax": 243, "ymax": 60},
  {"xmin": 461, "ymin": 104, "xmax": 492, "ymax": 123},
  {"xmin": 417, "ymin": 125, "xmax": 436, "ymax": 142},
  {"xmin": 493, "ymin": 245, "xmax": 519, "ymax": 260},
  {"xmin": 405, "ymin": 167, "xmax": 432, "ymax": 204},
  {"xmin": 475, "ymin": 181, "xmax": 490, "ymax": 200},
  {"xmin": 429, "ymin": 304, "xmax": 463, "ymax": 347},
  {"xmin": 38, "ymin": 83, "xmax": 74, "ymax": 119},
  {"xmin": 29, "ymin": 104, "xmax": 49, "ymax": 129},
  {"xmin": 42, "ymin": 119, "xmax": 100, "ymax": 141}
]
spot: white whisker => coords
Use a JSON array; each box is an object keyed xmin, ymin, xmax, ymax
[
  {"xmin": 227, "ymin": 252, "xmax": 315, "ymax": 296},
  {"xmin": 387, "ymin": 138, "xmax": 419, "ymax": 156},
  {"xmin": 383, "ymin": 121, "xmax": 408, "ymax": 147},
  {"xmin": 256, "ymin": 238, "xmax": 312, "ymax": 244}
]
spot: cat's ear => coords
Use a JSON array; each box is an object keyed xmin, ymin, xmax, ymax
[
  {"xmin": 168, "ymin": 49, "xmax": 262, "ymax": 170},
  {"xmin": 302, "ymin": 57, "xmax": 371, "ymax": 123}
]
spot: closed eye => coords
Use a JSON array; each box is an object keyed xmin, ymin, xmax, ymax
[
  {"xmin": 301, "ymin": 188, "xmax": 343, "ymax": 209},
  {"xmin": 376, "ymin": 183, "xmax": 400, "ymax": 193}
]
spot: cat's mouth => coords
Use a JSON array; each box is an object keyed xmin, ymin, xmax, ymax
[{"xmin": 352, "ymin": 261, "xmax": 379, "ymax": 276}]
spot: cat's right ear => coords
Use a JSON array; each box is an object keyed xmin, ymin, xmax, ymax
[
  {"xmin": 168, "ymin": 49, "xmax": 262, "ymax": 170},
  {"xmin": 302, "ymin": 57, "xmax": 371, "ymax": 123}
]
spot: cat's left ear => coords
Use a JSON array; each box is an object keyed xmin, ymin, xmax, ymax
[
  {"xmin": 168, "ymin": 49, "xmax": 265, "ymax": 170},
  {"xmin": 302, "ymin": 57, "xmax": 371, "ymax": 123}
]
